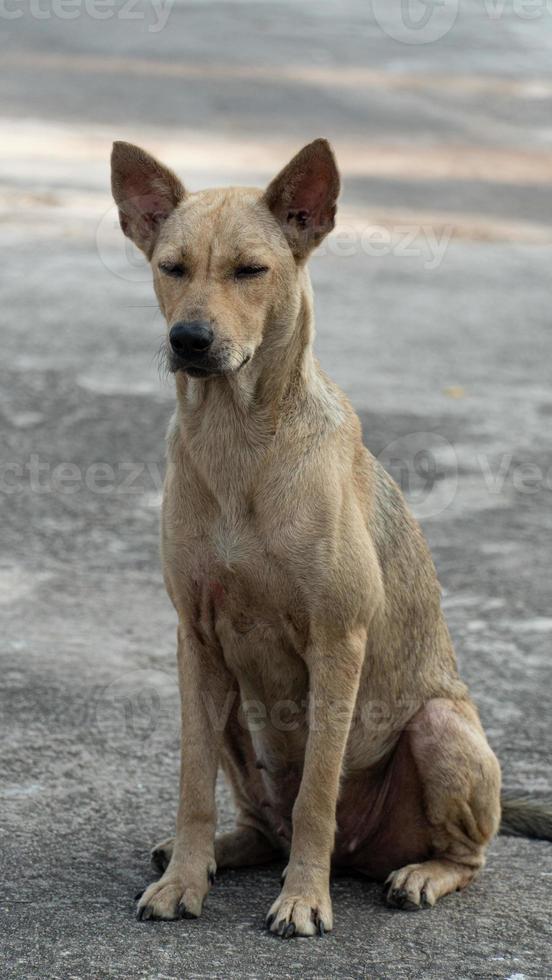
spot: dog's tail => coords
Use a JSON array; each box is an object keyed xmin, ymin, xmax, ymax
[{"xmin": 500, "ymin": 796, "xmax": 552, "ymax": 841}]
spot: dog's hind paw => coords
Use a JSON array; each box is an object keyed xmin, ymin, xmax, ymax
[{"xmin": 385, "ymin": 864, "xmax": 437, "ymax": 910}]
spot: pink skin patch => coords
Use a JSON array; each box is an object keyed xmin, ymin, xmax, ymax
[{"xmin": 209, "ymin": 581, "xmax": 226, "ymax": 607}]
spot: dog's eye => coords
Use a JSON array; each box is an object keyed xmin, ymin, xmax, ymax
[
  {"xmin": 234, "ymin": 265, "xmax": 268, "ymax": 280},
  {"xmin": 158, "ymin": 262, "xmax": 186, "ymax": 279}
]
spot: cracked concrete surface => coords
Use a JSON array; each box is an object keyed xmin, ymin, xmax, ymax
[{"xmin": 1, "ymin": 2, "xmax": 552, "ymax": 978}]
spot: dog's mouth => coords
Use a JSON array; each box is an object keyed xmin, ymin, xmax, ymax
[
  {"xmin": 183, "ymin": 363, "xmax": 218, "ymax": 379},
  {"xmin": 167, "ymin": 353, "xmax": 219, "ymax": 378},
  {"xmin": 169, "ymin": 353, "xmax": 251, "ymax": 378}
]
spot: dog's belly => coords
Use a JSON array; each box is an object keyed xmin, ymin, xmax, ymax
[
  {"xmin": 220, "ymin": 703, "xmax": 430, "ymax": 877},
  {"xmin": 334, "ymin": 733, "xmax": 430, "ymax": 877}
]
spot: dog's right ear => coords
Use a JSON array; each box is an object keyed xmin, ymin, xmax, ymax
[{"xmin": 111, "ymin": 141, "xmax": 185, "ymax": 258}]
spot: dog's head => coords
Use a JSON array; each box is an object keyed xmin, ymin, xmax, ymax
[{"xmin": 111, "ymin": 139, "xmax": 340, "ymax": 378}]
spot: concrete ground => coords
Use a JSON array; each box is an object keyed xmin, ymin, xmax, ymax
[{"xmin": 1, "ymin": 2, "xmax": 552, "ymax": 978}]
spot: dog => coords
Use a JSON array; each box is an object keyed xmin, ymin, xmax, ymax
[{"xmin": 111, "ymin": 138, "xmax": 552, "ymax": 937}]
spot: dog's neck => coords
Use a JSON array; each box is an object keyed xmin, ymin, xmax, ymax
[{"xmin": 170, "ymin": 276, "xmax": 322, "ymax": 505}]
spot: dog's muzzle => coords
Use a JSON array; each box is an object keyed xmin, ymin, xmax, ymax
[
  {"xmin": 168, "ymin": 320, "xmax": 218, "ymax": 377},
  {"xmin": 168, "ymin": 321, "xmax": 251, "ymax": 378}
]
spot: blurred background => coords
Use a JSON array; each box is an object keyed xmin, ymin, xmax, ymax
[{"xmin": 2, "ymin": 3, "xmax": 552, "ymax": 978}]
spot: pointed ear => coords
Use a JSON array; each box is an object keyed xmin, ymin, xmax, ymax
[
  {"xmin": 264, "ymin": 139, "xmax": 340, "ymax": 260},
  {"xmin": 110, "ymin": 141, "xmax": 185, "ymax": 257}
]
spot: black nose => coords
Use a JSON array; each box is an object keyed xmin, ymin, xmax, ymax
[{"xmin": 169, "ymin": 321, "xmax": 214, "ymax": 358}]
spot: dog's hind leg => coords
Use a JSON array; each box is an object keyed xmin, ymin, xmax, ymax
[
  {"xmin": 152, "ymin": 825, "xmax": 281, "ymax": 874},
  {"xmin": 384, "ymin": 698, "xmax": 501, "ymax": 910}
]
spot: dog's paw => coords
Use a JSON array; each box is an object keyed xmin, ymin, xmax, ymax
[
  {"xmin": 136, "ymin": 865, "xmax": 214, "ymax": 922},
  {"xmin": 151, "ymin": 837, "xmax": 174, "ymax": 874},
  {"xmin": 266, "ymin": 887, "xmax": 332, "ymax": 938},
  {"xmin": 385, "ymin": 864, "xmax": 436, "ymax": 910}
]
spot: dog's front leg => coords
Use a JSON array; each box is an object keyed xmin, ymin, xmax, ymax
[
  {"xmin": 266, "ymin": 628, "xmax": 366, "ymax": 938},
  {"xmin": 137, "ymin": 624, "xmax": 233, "ymax": 921}
]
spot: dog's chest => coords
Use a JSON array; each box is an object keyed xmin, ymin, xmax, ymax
[{"xmin": 190, "ymin": 513, "xmax": 308, "ymax": 678}]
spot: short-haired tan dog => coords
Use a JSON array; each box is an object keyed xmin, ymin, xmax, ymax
[{"xmin": 111, "ymin": 139, "xmax": 551, "ymax": 937}]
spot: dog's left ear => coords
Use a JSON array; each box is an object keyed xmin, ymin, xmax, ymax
[
  {"xmin": 111, "ymin": 141, "xmax": 185, "ymax": 258},
  {"xmin": 264, "ymin": 139, "xmax": 340, "ymax": 260}
]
